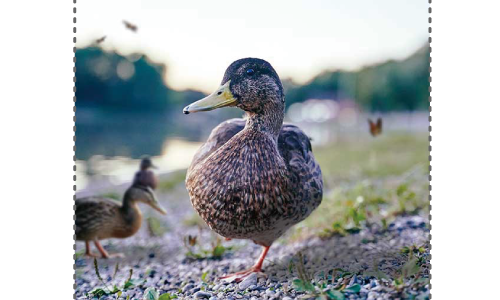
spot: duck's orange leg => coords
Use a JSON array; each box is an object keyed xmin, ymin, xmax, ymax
[{"xmin": 219, "ymin": 246, "xmax": 270, "ymax": 282}]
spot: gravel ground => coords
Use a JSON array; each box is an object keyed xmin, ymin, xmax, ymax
[{"xmin": 75, "ymin": 212, "xmax": 430, "ymax": 300}]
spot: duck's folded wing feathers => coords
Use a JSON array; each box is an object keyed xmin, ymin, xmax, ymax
[
  {"xmin": 189, "ymin": 118, "xmax": 246, "ymax": 171},
  {"xmin": 278, "ymin": 124, "xmax": 323, "ymax": 199},
  {"xmin": 75, "ymin": 197, "xmax": 121, "ymax": 239},
  {"xmin": 278, "ymin": 124, "xmax": 312, "ymax": 165}
]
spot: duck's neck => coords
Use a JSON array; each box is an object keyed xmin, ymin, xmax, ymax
[
  {"xmin": 244, "ymin": 100, "xmax": 284, "ymax": 139},
  {"xmin": 121, "ymin": 196, "xmax": 142, "ymax": 226}
]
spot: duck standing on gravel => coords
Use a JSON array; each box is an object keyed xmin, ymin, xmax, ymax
[
  {"xmin": 76, "ymin": 178, "xmax": 167, "ymax": 258},
  {"xmin": 133, "ymin": 157, "xmax": 158, "ymax": 190},
  {"xmin": 183, "ymin": 58, "xmax": 323, "ymax": 281}
]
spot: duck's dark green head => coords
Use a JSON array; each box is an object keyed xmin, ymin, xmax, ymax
[{"xmin": 183, "ymin": 58, "xmax": 284, "ymax": 115}]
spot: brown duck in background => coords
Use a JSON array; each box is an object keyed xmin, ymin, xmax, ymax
[
  {"xmin": 75, "ymin": 184, "xmax": 166, "ymax": 258},
  {"xmin": 133, "ymin": 157, "xmax": 158, "ymax": 190},
  {"xmin": 183, "ymin": 58, "xmax": 323, "ymax": 281}
]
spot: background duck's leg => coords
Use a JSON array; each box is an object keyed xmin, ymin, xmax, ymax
[
  {"xmin": 94, "ymin": 240, "xmax": 125, "ymax": 259},
  {"xmin": 85, "ymin": 241, "xmax": 98, "ymax": 257},
  {"xmin": 219, "ymin": 246, "xmax": 270, "ymax": 282},
  {"xmin": 94, "ymin": 240, "xmax": 110, "ymax": 258}
]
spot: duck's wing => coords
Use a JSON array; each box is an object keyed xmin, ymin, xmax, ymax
[
  {"xmin": 75, "ymin": 197, "xmax": 121, "ymax": 240},
  {"xmin": 188, "ymin": 118, "xmax": 246, "ymax": 172},
  {"xmin": 278, "ymin": 124, "xmax": 323, "ymax": 203}
]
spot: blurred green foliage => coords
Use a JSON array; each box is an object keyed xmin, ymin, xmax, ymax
[
  {"xmin": 89, "ymin": 260, "xmax": 145, "ymax": 299},
  {"xmin": 287, "ymin": 133, "xmax": 429, "ymax": 240},
  {"xmin": 182, "ymin": 234, "xmax": 232, "ymax": 260},
  {"xmin": 314, "ymin": 133, "xmax": 429, "ymax": 181}
]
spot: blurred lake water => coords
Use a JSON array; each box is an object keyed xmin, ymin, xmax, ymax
[{"xmin": 76, "ymin": 108, "xmax": 428, "ymax": 192}]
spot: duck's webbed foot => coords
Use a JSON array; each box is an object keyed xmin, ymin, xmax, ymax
[
  {"xmin": 219, "ymin": 267, "xmax": 267, "ymax": 283},
  {"xmin": 94, "ymin": 240, "xmax": 124, "ymax": 259},
  {"xmin": 107, "ymin": 253, "xmax": 125, "ymax": 258},
  {"xmin": 85, "ymin": 252, "xmax": 100, "ymax": 258},
  {"xmin": 218, "ymin": 246, "xmax": 271, "ymax": 283}
]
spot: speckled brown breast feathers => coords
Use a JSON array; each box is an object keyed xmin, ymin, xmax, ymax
[{"xmin": 186, "ymin": 119, "xmax": 323, "ymax": 246}]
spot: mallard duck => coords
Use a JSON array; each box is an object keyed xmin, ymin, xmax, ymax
[
  {"xmin": 133, "ymin": 157, "xmax": 158, "ymax": 190},
  {"xmin": 75, "ymin": 184, "xmax": 166, "ymax": 258},
  {"xmin": 183, "ymin": 58, "xmax": 323, "ymax": 281}
]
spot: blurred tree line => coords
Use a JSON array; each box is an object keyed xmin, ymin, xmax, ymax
[
  {"xmin": 75, "ymin": 45, "xmax": 429, "ymax": 112},
  {"xmin": 284, "ymin": 45, "xmax": 430, "ymax": 111},
  {"xmin": 75, "ymin": 47, "xmax": 204, "ymax": 112}
]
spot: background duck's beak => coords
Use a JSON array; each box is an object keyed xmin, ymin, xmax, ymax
[
  {"xmin": 183, "ymin": 81, "xmax": 236, "ymax": 114},
  {"xmin": 146, "ymin": 187, "xmax": 167, "ymax": 215},
  {"xmin": 151, "ymin": 202, "xmax": 167, "ymax": 215}
]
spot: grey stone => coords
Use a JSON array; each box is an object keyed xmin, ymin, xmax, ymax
[
  {"xmin": 194, "ymin": 291, "xmax": 212, "ymax": 299},
  {"xmin": 182, "ymin": 283, "xmax": 195, "ymax": 293},
  {"xmin": 238, "ymin": 273, "xmax": 258, "ymax": 290}
]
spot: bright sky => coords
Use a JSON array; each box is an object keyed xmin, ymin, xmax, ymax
[{"xmin": 77, "ymin": 0, "xmax": 428, "ymax": 93}]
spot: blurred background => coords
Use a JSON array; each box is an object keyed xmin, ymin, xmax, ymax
[{"xmin": 75, "ymin": 0, "xmax": 429, "ymax": 191}]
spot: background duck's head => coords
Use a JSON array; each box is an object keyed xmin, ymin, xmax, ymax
[
  {"xmin": 140, "ymin": 157, "xmax": 157, "ymax": 170},
  {"xmin": 183, "ymin": 58, "xmax": 284, "ymax": 115},
  {"xmin": 126, "ymin": 185, "xmax": 167, "ymax": 215}
]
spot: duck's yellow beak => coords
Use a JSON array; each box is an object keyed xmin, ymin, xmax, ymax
[{"xmin": 183, "ymin": 81, "xmax": 236, "ymax": 114}]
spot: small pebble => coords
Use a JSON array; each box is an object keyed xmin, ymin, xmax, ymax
[
  {"xmin": 194, "ymin": 291, "xmax": 212, "ymax": 299},
  {"xmin": 182, "ymin": 284, "xmax": 195, "ymax": 293},
  {"xmin": 348, "ymin": 275, "xmax": 358, "ymax": 286}
]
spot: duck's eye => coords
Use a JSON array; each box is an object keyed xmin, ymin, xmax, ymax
[{"xmin": 246, "ymin": 69, "xmax": 255, "ymax": 76}]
